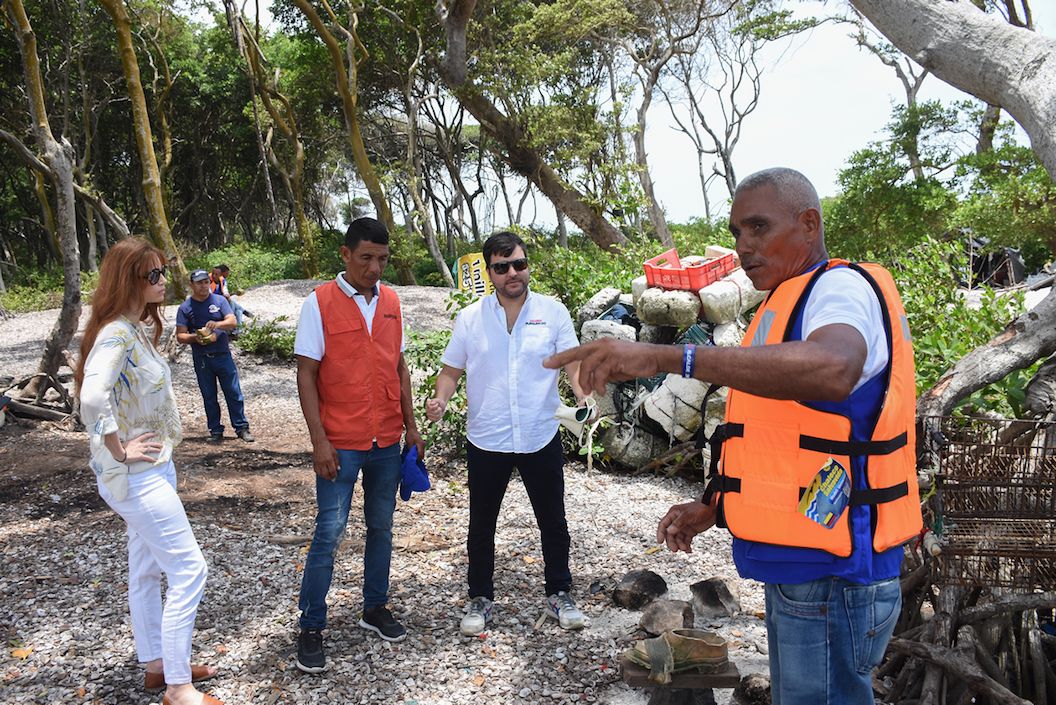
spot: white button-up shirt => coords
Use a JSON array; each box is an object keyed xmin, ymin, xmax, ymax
[{"xmin": 441, "ymin": 290, "xmax": 579, "ymax": 453}]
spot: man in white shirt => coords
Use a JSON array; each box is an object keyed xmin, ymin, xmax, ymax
[
  {"xmin": 291, "ymin": 217, "xmax": 424, "ymax": 673},
  {"xmin": 426, "ymin": 232, "xmax": 593, "ymax": 636}
]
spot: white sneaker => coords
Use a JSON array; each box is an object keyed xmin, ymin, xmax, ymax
[
  {"xmin": 546, "ymin": 591, "xmax": 585, "ymax": 630},
  {"xmin": 460, "ymin": 596, "xmax": 493, "ymax": 636}
]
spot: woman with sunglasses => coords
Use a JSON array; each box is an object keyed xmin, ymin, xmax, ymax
[{"xmin": 75, "ymin": 239, "xmax": 222, "ymax": 705}]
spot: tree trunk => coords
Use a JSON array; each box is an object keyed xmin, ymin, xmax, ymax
[
  {"xmin": 240, "ymin": 19, "xmax": 317, "ymax": 277},
  {"xmin": 634, "ymin": 78, "xmax": 674, "ymax": 247},
  {"xmin": 5, "ymin": 0, "xmax": 82, "ymax": 399},
  {"xmin": 290, "ymin": 0, "xmax": 416, "ymax": 285},
  {"xmin": 96, "ymin": 0, "xmax": 187, "ymax": 299},
  {"xmin": 849, "ymin": 0, "xmax": 1056, "ymax": 184},
  {"xmin": 434, "ymin": 0, "xmax": 628, "ymax": 252}
]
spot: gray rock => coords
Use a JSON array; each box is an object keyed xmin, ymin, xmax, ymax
[
  {"xmin": 698, "ymin": 268, "xmax": 766, "ymax": 324},
  {"xmin": 612, "ymin": 569, "xmax": 668, "ymax": 609},
  {"xmin": 600, "ymin": 422, "xmax": 665, "ymax": 469},
  {"xmin": 690, "ymin": 577, "xmax": 742, "ymax": 618},
  {"xmin": 580, "ymin": 319, "xmax": 637, "ymax": 344},
  {"xmin": 638, "ymin": 323, "xmax": 679, "ymax": 345},
  {"xmin": 733, "ymin": 673, "xmax": 772, "ymax": 705},
  {"xmin": 638, "ymin": 599, "xmax": 694, "ymax": 635},
  {"xmin": 576, "ymin": 287, "xmax": 622, "ymax": 328},
  {"xmin": 636, "ymin": 287, "xmax": 701, "ymax": 328},
  {"xmin": 712, "ymin": 321, "xmax": 745, "ymax": 347},
  {"xmin": 631, "ymin": 275, "xmax": 649, "ymax": 306}
]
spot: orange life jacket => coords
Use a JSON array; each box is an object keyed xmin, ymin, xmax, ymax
[
  {"xmin": 708, "ymin": 260, "xmax": 921, "ymax": 557},
  {"xmin": 315, "ymin": 281, "xmax": 404, "ymax": 450}
]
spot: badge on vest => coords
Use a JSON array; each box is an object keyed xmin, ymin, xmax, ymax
[{"xmin": 797, "ymin": 457, "xmax": 851, "ymax": 529}]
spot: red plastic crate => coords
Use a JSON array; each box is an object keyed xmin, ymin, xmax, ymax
[{"xmin": 643, "ymin": 249, "xmax": 736, "ymax": 292}]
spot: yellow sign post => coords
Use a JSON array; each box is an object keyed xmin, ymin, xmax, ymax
[{"xmin": 456, "ymin": 253, "xmax": 494, "ymax": 297}]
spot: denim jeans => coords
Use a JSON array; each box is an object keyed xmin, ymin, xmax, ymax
[
  {"xmin": 299, "ymin": 442, "xmax": 401, "ymax": 630},
  {"xmin": 231, "ymin": 300, "xmax": 247, "ymax": 328},
  {"xmin": 765, "ymin": 575, "xmax": 901, "ymax": 705},
  {"xmin": 193, "ymin": 352, "xmax": 248, "ymax": 436},
  {"xmin": 466, "ymin": 433, "xmax": 571, "ymax": 600}
]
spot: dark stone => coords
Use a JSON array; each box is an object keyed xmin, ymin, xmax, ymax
[
  {"xmin": 690, "ymin": 577, "xmax": 741, "ymax": 618},
  {"xmin": 612, "ymin": 569, "xmax": 668, "ymax": 609},
  {"xmin": 639, "ymin": 599, "xmax": 694, "ymax": 635},
  {"xmin": 732, "ymin": 673, "xmax": 771, "ymax": 705}
]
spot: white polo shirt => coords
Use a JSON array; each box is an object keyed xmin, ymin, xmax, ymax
[
  {"xmin": 294, "ymin": 274, "xmax": 406, "ymax": 361},
  {"xmin": 441, "ymin": 290, "xmax": 579, "ymax": 454}
]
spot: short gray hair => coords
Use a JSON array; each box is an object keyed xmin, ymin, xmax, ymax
[{"xmin": 735, "ymin": 168, "xmax": 821, "ymax": 222}]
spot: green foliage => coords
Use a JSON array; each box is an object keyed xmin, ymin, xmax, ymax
[
  {"xmin": 825, "ymin": 102, "xmax": 960, "ymax": 262},
  {"xmin": 1, "ymin": 284, "xmax": 64, "ymax": 313},
  {"xmin": 949, "ymin": 114, "xmax": 1056, "ymax": 268},
  {"xmin": 526, "ymin": 220, "xmax": 732, "ymax": 318},
  {"xmin": 884, "ymin": 237, "xmax": 1028, "ymax": 416},
  {"xmin": 404, "ymin": 327, "xmax": 466, "ymax": 456},
  {"xmin": 185, "ymin": 242, "xmax": 305, "ymax": 289},
  {"xmin": 0, "ymin": 268, "xmax": 99, "ymax": 312},
  {"xmin": 234, "ymin": 316, "xmax": 297, "ymax": 360}
]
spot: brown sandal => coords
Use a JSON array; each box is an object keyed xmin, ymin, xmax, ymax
[
  {"xmin": 145, "ymin": 664, "xmax": 218, "ymax": 691},
  {"xmin": 625, "ymin": 629, "xmax": 729, "ymax": 685}
]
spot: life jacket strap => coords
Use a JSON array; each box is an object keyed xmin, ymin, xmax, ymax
[{"xmin": 798, "ymin": 431, "xmax": 907, "ymax": 457}]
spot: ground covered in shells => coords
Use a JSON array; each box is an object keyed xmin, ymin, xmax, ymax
[{"xmin": 0, "ymin": 281, "xmax": 768, "ymax": 704}]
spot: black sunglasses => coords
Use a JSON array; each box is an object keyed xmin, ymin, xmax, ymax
[
  {"xmin": 142, "ymin": 266, "xmax": 168, "ymax": 285},
  {"xmin": 489, "ymin": 258, "xmax": 528, "ymax": 275}
]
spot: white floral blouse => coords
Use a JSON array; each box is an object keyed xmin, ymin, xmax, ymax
[{"xmin": 79, "ymin": 316, "xmax": 182, "ymax": 501}]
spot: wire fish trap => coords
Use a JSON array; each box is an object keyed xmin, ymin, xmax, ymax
[{"xmin": 926, "ymin": 415, "xmax": 1056, "ymax": 590}]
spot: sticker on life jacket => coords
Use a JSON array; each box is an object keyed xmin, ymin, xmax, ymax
[{"xmin": 797, "ymin": 457, "xmax": 851, "ymax": 529}]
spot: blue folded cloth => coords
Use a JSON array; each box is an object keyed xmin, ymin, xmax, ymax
[{"xmin": 400, "ymin": 444, "xmax": 431, "ymax": 501}]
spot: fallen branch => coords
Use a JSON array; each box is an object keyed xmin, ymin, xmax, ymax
[
  {"xmin": 958, "ymin": 592, "xmax": 1056, "ymax": 626},
  {"xmin": 6, "ymin": 398, "xmax": 71, "ymax": 422},
  {"xmin": 886, "ymin": 637, "xmax": 1032, "ymax": 705}
]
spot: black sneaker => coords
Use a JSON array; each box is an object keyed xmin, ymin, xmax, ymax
[
  {"xmin": 207, "ymin": 434, "xmax": 223, "ymax": 443},
  {"xmin": 236, "ymin": 428, "xmax": 255, "ymax": 442},
  {"xmin": 295, "ymin": 629, "xmax": 326, "ymax": 673},
  {"xmin": 359, "ymin": 606, "xmax": 406, "ymax": 642}
]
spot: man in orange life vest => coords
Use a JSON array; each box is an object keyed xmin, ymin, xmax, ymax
[
  {"xmin": 291, "ymin": 217, "xmax": 424, "ymax": 673},
  {"xmin": 546, "ymin": 168, "xmax": 921, "ymax": 705}
]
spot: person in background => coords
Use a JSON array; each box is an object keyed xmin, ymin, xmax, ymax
[
  {"xmin": 210, "ymin": 265, "xmax": 252, "ymax": 335},
  {"xmin": 545, "ymin": 168, "xmax": 920, "ymax": 705},
  {"xmin": 76, "ymin": 239, "xmax": 221, "ymax": 705},
  {"xmin": 426, "ymin": 231, "xmax": 593, "ymax": 637},
  {"xmin": 292, "ymin": 217, "xmax": 424, "ymax": 673},
  {"xmin": 175, "ymin": 270, "xmax": 254, "ymax": 443}
]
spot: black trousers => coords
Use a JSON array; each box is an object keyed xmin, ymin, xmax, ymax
[{"xmin": 465, "ymin": 432, "xmax": 572, "ymax": 599}]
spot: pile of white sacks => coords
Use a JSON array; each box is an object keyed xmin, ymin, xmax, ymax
[{"xmin": 573, "ymin": 246, "xmax": 768, "ymax": 468}]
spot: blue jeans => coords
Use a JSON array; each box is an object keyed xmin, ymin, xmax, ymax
[
  {"xmin": 466, "ymin": 433, "xmax": 571, "ymax": 600},
  {"xmin": 765, "ymin": 575, "xmax": 901, "ymax": 705},
  {"xmin": 299, "ymin": 443, "xmax": 401, "ymax": 630},
  {"xmin": 231, "ymin": 300, "xmax": 247, "ymax": 328},
  {"xmin": 193, "ymin": 352, "xmax": 248, "ymax": 436}
]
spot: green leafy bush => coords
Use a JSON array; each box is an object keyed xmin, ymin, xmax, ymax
[
  {"xmin": 234, "ymin": 315, "xmax": 297, "ymax": 360},
  {"xmin": 884, "ymin": 237, "xmax": 1028, "ymax": 416},
  {"xmin": 404, "ymin": 328, "xmax": 466, "ymax": 456},
  {"xmin": 186, "ymin": 242, "xmax": 305, "ymax": 289}
]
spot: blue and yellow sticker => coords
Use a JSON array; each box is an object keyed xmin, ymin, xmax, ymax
[{"xmin": 797, "ymin": 457, "xmax": 851, "ymax": 529}]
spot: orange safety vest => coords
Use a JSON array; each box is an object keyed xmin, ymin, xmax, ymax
[
  {"xmin": 707, "ymin": 260, "xmax": 921, "ymax": 557},
  {"xmin": 316, "ymin": 281, "xmax": 404, "ymax": 450}
]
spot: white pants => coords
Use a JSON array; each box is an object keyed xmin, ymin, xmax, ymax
[{"xmin": 97, "ymin": 461, "xmax": 207, "ymax": 685}]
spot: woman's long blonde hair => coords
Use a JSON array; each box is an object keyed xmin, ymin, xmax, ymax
[{"xmin": 74, "ymin": 239, "xmax": 167, "ymax": 391}]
